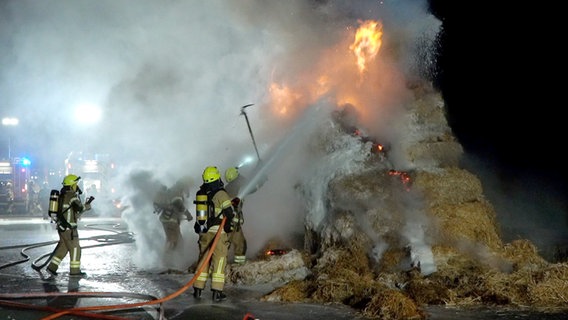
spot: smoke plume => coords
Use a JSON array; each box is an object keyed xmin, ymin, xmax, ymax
[{"xmin": 0, "ymin": 0, "xmax": 441, "ymax": 269}]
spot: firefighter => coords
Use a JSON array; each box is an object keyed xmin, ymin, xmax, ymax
[
  {"xmin": 5, "ymin": 181, "xmax": 15, "ymax": 214},
  {"xmin": 153, "ymin": 180, "xmax": 193, "ymax": 251},
  {"xmin": 224, "ymin": 166, "xmax": 262, "ymax": 265},
  {"xmin": 192, "ymin": 166, "xmax": 236, "ymax": 302},
  {"xmin": 46, "ymin": 174, "xmax": 93, "ymax": 277}
]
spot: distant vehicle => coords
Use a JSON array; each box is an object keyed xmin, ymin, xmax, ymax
[
  {"xmin": 0, "ymin": 158, "xmax": 31, "ymax": 214},
  {"xmin": 65, "ymin": 151, "xmax": 116, "ymax": 193},
  {"xmin": 64, "ymin": 151, "xmax": 122, "ymax": 216}
]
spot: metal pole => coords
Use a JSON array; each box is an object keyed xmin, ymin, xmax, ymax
[{"xmin": 240, "ymin": 104, "xmax": 261, "ymax": 161}]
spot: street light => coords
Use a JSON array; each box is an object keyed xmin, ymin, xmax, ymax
[
  {"xmin": 1, "ymin": 117, "xmax": 19, "ymax": 159},
  {"xmin": 73, "ymin": 103, "xmax": 102, "ymax": 125}
]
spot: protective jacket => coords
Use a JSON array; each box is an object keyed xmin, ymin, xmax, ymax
[
  {"xmin": 193, "ymin": 180, "xmax": 235, "ymax": 292},
  {"xmin": 224, "ymin": 173, "xmax": 264, "ymax": 264},
  {"xmin": 154, "ymin": 185, "xmax": 192, "ymax": 251}
]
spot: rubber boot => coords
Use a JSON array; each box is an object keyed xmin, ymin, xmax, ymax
[
  {"xmin": 193, "ymin": 287, "xmax": 202, "ymax": 298},
  {"xmin": 69, "ymin": 271, "xmax": 87, "ymax": 277},
  {"xmin": 212, "ymin": 290, "xmax": 227, "ymax": 302}
]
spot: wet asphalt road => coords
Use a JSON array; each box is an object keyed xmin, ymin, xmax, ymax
[
  {"xmin": 0, "ymin": 216, "xmax": 366, "ymax": 320},
  {"xmin": 2, "ymin": 216, "xmax": 567, "ymax": 320}
]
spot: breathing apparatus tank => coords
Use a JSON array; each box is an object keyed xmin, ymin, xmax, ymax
[
  {"xmin": 48, "ymin": 189, "xmax": 60, "ymax": 218},
  {"xmin": 193, "ymin": 188, "xmax": 208, "ymax": 226}
]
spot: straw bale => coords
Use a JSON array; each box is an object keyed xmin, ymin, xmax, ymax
[
  {"xmin": 483, "ymin": 266, "xmax": 536, "ymax": 306},
  {"xmin": 410, "ymin": 91, "xmax": 447, "ymax": 127},
  {"xmin": 363, "ymin": 288, "xmax": 426, "ymax": 319},
  {"xmin": 502, "ymin": 239, "xmax": 549, "ymax": 271},
  {"xmin": 312, "ymin": 273, "xmax": 367, "ymax": 303},
  {"xmin": 325, "ymin": 171, "xmax": 409, "ymax": 246},
  {"xmin": 228, "ymin": 249, "xmax": 310, "ymax": 285},
  {"xmin": 311, "ymin": 246, "xmax": 376, "ymax": 303},
  {"xmin": 527, "ymin": 263, "xmax": 568, "ymax": 307},
  {"xmin": 430, "ymin": 201, "xmax": 502, "ymax": 251},
  {"xmin": 428, "ymin": 256, "xmax": 490, "ymax": 296},
  {"xmin": 402, "ymin": 91, "xmax": 451, "ymax": 142},
  {"xmin": 404, "ymin": 277, "xmax": 451, "ymax": 305},
  {"xmin": 405, "ymin": 141, "xmax": 464, "ymax": 168},
  {"xmin": 413, "ymin": 168, "xmax": 484, "ymax": 206},
  {"xmin": 379, "ymin": 247, "xmax": 409, "ymax": 273},
  {"xmin": 329, "ymin": 168, "xmax": 396, "ymax": 203},
  {"xmin": 261, "ymin": 280, "xmax": 311, "ymax": 302},
  {"xmin": 314, "ymin": 246, "xmax": 372, "ymax": 279}
]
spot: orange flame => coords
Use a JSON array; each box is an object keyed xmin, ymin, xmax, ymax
[
  {"xmin": 269, "ymin": 83, "xmax": 302, "ymax": 117},
  {"xmin": 349, "ymin": 20, "xmax": 383, "ymax": 73},
  {"xmin": 267, "ymin": 19, "xmax": 385, "ymax": 122}
]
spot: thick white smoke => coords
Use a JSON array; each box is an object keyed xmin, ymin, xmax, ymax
[{"xmin": 0, "ymin": 0, "xmax": 441, "ymax": 270}]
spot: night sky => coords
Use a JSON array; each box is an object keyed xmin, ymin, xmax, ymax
[{"xmin": 428, "ymin": 1, "xmax": 566, "ymax": 245}]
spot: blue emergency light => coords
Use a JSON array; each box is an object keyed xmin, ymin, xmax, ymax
[{"xmin": 21, "ymin": 157, "xmax": 31, "ymax": 166}]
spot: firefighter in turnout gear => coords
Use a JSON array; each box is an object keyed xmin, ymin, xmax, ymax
[
  {"xmin": 46, "ymin": 174, "xmax": 93, "ymax": 277},
  {"xmin": 192, "ymin": 166, "xmax": 236, "ymax": 302},
  {"xmin": 153, "ymin": 180, "xmax": 193, "ymax": 251},
  {"xmin": 224, "ymin": 166, "xmax": 262, "ymax": 265}
]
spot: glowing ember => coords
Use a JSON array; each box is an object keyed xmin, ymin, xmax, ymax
[
  {"xmin": 372, "ymin": 143, "xmax": 384, "ymax": 154},
  {"xmin": 388, "ymin": 169, "xmax": 412, "ymax": 191},
  {"xmin": 265, "ymin": 249, "xmax": 288, "ymax": 256}
]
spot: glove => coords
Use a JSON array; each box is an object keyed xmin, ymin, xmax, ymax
[
  {"xmin": 223, "ymin": 210, "xmax": 235, "ymax": 233},
  {"xmin": 231, "ymin": 197, "xmax": 240, "ymax": 207}
]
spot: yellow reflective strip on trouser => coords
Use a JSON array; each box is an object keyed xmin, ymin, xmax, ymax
[
  {"xmin": 234, "ymin": 255, "xmax": 246, "ymax": 264},
  {"xmin": 197, "ymin": 271, "xmax": 209, "ymax": 282},
  {"xmin": 70, "ymin": 247, "xmax": 80, "ymax": 269},
  {"xmin": 211, "ymin": 257, "xmax": 225, "ymax": 286},
  {"xmin": 51, "ymin": 256, "xmax": 62, "ymax": 266}
]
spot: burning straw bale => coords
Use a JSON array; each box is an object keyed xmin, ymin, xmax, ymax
[
  {"xmin": 329, "ymin": 168, "xmax": 395, "ymax": 204},
  {"xmin": 326, "ymin": 169, "xmax": 408, "ymax": 233}
]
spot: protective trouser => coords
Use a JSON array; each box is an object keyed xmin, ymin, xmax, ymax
[
  {"xmin": 161, "ymin": 220, "xmax": 182, "ymax": 250},
  {"xmin": 47, "ymin": 228, "xmax": 82, "ymax": 274},
  {"xmin": 228, "ymin": 225, "xmax": 247, "ymax": 264},
  {"xmin": 193, "ymin": 230, "xmax": 229, "ymax": 291}
]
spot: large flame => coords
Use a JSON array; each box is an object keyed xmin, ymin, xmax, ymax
[
  {"xmin": 267, "ymin": 19, "xmax": 388, "ymax": 125},
  {"xmin": 349, "ymin": 20, "xmax": 383, "ymax": 74}
]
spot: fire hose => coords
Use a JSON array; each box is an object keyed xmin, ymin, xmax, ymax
[
  {"xmin": 38, "ymin": 217, "xmax": 228, "ymax": 320},
  {"xmin": 0, "ymin": 219, "xmax": 261, "ymax": 319}
]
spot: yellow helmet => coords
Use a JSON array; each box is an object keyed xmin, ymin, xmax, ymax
[
  {"xmin": 225, "ymin": 167, "xmax": 239, "ymax": 183},
  {"xmin": 62, "ymin": 174, "xmax": 81, "ymax": 186},
  {"xmin": 202, "ymin": 166, "xmax": 221, "ymax": 183}
]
